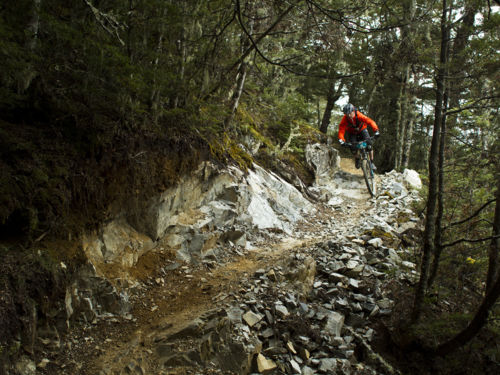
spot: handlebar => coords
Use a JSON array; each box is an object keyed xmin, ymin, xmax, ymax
[{"xmin": 346, "ymin": 137, "xmax": 374, "ymax": 149}]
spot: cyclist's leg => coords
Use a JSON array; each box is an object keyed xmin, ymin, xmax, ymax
[
  {"xmin": 346, "ymin": 131, "xmax": 355, "ymax": 145},
  {"xmin": 347, "ymin": 132, "xmax": 361, "ymax": 168},
  {"xmin": 359, "ymin": 129, "xmax": 376, "ymax": 170},
  {"xmin": 358, "ymin": 129, "xmax": 371, "ymax": 149},
  {"xmin": 359, "ymin": 129, "xmax": 374, "ymax": 159}
]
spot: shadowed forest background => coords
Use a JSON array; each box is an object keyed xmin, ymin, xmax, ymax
[{"xmin": 0, "ymin": 0, "xmax": 499, "ymax": 373}]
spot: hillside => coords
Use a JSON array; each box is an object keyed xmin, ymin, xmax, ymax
[
  {"xmin": 13, "ymin": 158, "xmax": 431, "ymax": 375},
  {"xmin": 1, "ymin": 1, "xmax": 499, "ymax": 374}
]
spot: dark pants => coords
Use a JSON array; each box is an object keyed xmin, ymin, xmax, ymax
[
  {"xmin": 346, "ymin": 129, "xmax": 372, "ymax": 155},
  {"xmin": 346, "ymin": 128, "xmax": 371, "ymax": 144}
]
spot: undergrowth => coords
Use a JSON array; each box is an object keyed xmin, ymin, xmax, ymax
[
  {"xmin": 0, "ymin": 245, "xmax": 70, "ymax": 356},
  {"xmin": 378, "ymin": 268, "xmax": 500, "ymax": 375}
]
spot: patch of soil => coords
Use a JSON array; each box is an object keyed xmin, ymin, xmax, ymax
[{"xmin": 340, "ymin": 156, "xmax": 364, "ymax": 176}]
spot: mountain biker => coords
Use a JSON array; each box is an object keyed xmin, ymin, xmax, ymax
[{"xmin": 337, "ymin": 103, "xmax": 380, "ymax": 170}]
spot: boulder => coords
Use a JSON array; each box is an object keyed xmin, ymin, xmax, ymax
[
  {"xmin": 82, "ymin": 219, "xmax": 154, "ymax": 269},
  {"xmin": 402, "ymin": 169, "xmax": 422, "ymax": 190},
  {"xmin": 305, "ymin": 143, "xmax": 340, "ymax": 185}
]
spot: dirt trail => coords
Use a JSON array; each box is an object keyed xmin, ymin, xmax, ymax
[
  {"xmin": 51, "ymin": 158, "xmax": 370, "ymax": 375},
  {"xmin": 340, "ymin": 156, "xmax": 364, "ymax": 176},
  {"xmin": 66, "ymin": 237, "xmax": 336, "ymax": 374}
]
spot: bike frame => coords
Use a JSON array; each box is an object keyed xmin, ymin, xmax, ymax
[{"xmin": 350, "ymin": 140, "xmax": 376, "ymax": 197}]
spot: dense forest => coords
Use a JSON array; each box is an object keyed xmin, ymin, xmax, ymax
[{"xmin": 1, "ymin": 0, "xmax": 499, "ymax": 373}]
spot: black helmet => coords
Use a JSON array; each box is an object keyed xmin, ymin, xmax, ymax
[{"xmin": 343, "ymin": 103, "xmax": 355, "ymax": 114}]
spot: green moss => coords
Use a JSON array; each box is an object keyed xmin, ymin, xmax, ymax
[
  {"xmin": 229, "ymin": 142, "xmax": 253, "ymax": 171},
  {"xmin": 248, "ymin": 126, "xmax": 274, "ymax": 150},
  {"xmin": 0, "ymin": 246, "xmax": 69, "ymax": 350},
  {"xmin": 363, "ymin": 228, "xmax": 395, "ymax": 239},
  {"xmin": 396, "ymin": 211, "xmax": 411, "ymax": 224},
  {"xmin": 207, "ymin": 133, "xmax": 253, "ymax": 172},
  {"xmin": 294, "ymin": 121, "xmax": 326, "ymax": 146},
  {"xmin": 284, "ymin": 151, "xmax": 315, "ymax": 185},
  {"xmin": 380, "ymin": 191, "xmax": 395, "ymax": 199},
  {"xmin": 268, "ymin": 120, "xmax": 292, "ymax": 146}
]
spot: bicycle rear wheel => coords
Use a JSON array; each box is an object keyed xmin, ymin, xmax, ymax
[{"xmin": 361, "ymin": 159, "xmax": 376, "ymax": 197}]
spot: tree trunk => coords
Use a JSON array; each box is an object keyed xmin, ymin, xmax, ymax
[
  {"xmin": 366, "ymin": 82, "xmax": 378, "ymax": 114},
  {"xmin": 446, "ymin": 4, "xmax": 476, "ymax": 129},
  {"xmin": 316, "ymin": 100, "xmax": 321, "ymax": 129},
  {"xmin": 423, "ymin": 110, "xmax": 431, "ymax": 169},
  {"xmin": 26, "ymin": 0, "xmax": 41, "ymax": 51},
  {"xmin": 225, "ymin": 61, "xmax": 248, "ymax": 129},
  {"xmin": 411, "ymin": 0, "xmax": 449, "ymax": 322},
  {"xmin": 486, "ymin": 175, "xmax": 500, "ymax": 292},
  {"xmin": 19, "ymin": 0, "xmax": 41, "ymax": 93},
  {"xmin": 173, "ymin": 22, "xmax": 186, "ymax": 109},
  {"xmin": 428, "ymin": 84, "xmax": 449, "ymax": 289},
  {"xmin": 394, "ymin": 0, "xmax": 415, "ymax": 171},
  {"xmin": 401, "ymin": 105, "xmax": 415, "ymax": 169},
  {"xmin": 224, "ymin": 0, "xmax": 254, "ymax": 130},
  {"xmin": 150, "ymin": 7, "xmax": 168, "ymax": 126},
  {"xmin": 428, "ymin": 3, "xmax": 476, "ymax": 289},
  {"xmin": 394, "ymin": 72, "xmax": 406, "ymax": 171},
  {"xmin": 319, "ymin": 79, "xmax": 344, "ymax": 134}
]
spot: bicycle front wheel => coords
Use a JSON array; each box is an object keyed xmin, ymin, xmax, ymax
[{"xmin": 361, "ymin": 159, "xmax": 376, "ymax": 197}]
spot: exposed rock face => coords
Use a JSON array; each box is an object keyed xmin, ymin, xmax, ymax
[
  {"xmin": 246, "ymin": 165, "xmax": 314, "ymax": 234},
  {"xmin": 60, "ymin": 157, "xmax": 322, "ymax": 329},
  {"xmin": 83, "ymin": 162, "xmax": 315, "ymax": 275},
  {"xmin": 82, "ymin": 220, "xmax": 155, "ymax": 268},
  {"xmin": 64, "ymin": 264, "xmax": 131, "ymax": 323},
  {"xmin": 305, "ymin": 143, "xmax": 340, "ymax": 185},
  {"xmin": 14, "ymin": 143, "xmax": 424, "ymax": 375}
]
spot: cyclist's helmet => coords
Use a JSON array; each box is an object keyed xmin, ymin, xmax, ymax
[{"xmin": 343, "ymin": 103, "xmax": 355, "ymax": 114}]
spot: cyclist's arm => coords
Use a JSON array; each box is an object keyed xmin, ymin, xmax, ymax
[
  {"xmin": 338, "ymin": 116, "xmax": 348, "ymax": 141},
  {"xmin": 358, "ymin": 112, "xmax": 379, "ymax": 133}
]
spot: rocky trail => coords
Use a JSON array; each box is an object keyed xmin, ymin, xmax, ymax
[{"xmin": 25, "ymin": 157, "xmax": 423, "ymax": 375}]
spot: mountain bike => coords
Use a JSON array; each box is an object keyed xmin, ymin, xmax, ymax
[{"xmin": 346, "ymin": 139, "xmax": 377, "ymax": 197}]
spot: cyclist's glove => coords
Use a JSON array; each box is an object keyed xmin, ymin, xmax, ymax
[
  {"xmin": 374, "ymin": 131, "xmax": 380, "ymax": 138},
  {"xmin": 339, "ymin": 139, "xmax": 348, "ymax": 147}
]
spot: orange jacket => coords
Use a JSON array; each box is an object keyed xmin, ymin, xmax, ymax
[{"xmin": 338, "ymin": 110, "xmax": 379, "ymax": 141}]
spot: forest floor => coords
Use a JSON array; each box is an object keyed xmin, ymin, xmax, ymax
[{"xmin": 42, "ymin": 158, "xmax": 372, "ymax": 375}]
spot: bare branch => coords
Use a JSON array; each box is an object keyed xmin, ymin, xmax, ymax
[
  {"xmin": 83, "ymin": 0, "xmax": 125, "ymax": 46},
  {"xmin": 441, "ymin": 234, "xmax": 500, "ymax": 249},
  {"xmin": 443, "ymin": 199, "xmax": 497, "ymax": 230},
  {"xmin": 234, "ymin": 0, "xmax": 362, "ymax": 79},
  {"xmin": 209, "ymin": 7, "xmax": 237, "ymax": 56},
  {"xmin": 304, "ymin": 0, "xmax": 410, "ymax": 34},
  {"xmin": 447, "ymin": 133, "xmax": 485, "ymax": 152},
  {"xmin": 228, "ymin": 0, "xmax": 301, "ymax": 73},
  {"xmin": 446, "ymin": 95, "xmax": 500, "ymax": 115}
]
